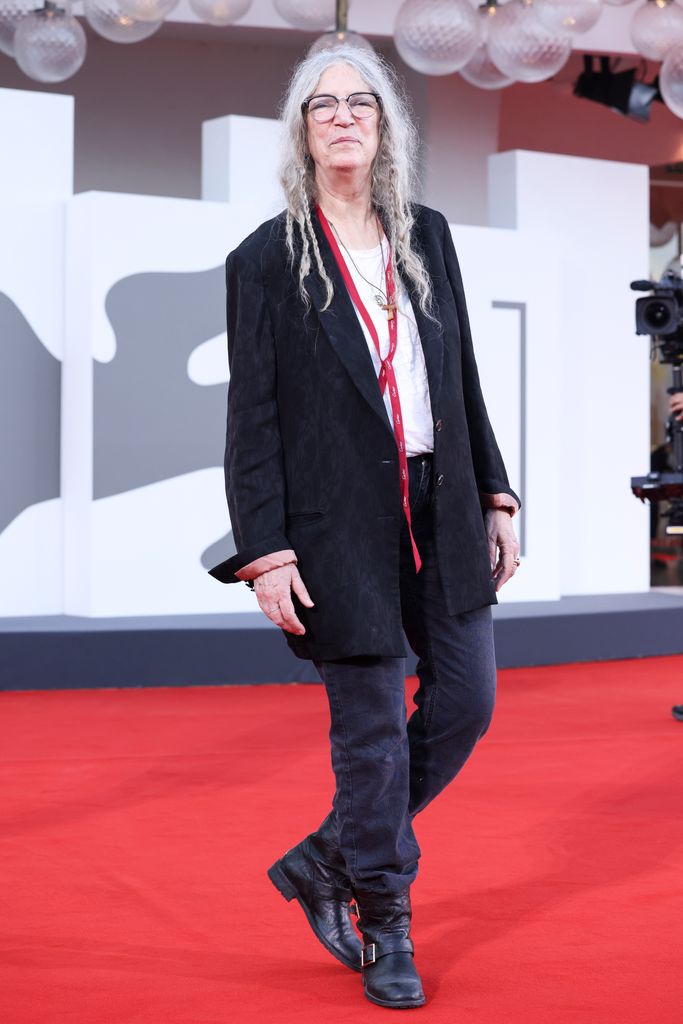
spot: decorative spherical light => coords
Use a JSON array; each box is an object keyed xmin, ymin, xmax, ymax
[
  {"xmin": 118, "ymin": 0, "xmax": 179, "ymax": 23},
  {"xmin": 0, "ymin": 1, "xmax": 34, "ymax": 57},
  {"xmin": 488, "ymin": 0, "xmax": 572, "ymax": 84},
  {"xmin": 630, "ymin": 0, "xmax": 683, "ymax": 61},
  {"xmin": 83, "ymin": 0, "xmax": 162, "ymax": 41},
  {"xmin": 394, "ymin": 0, "xmax": 481, "ymax": 76},
  {"xmin": 274, "ymin": 0, "xmax": 336, "ymax": 30},
  {"xmin": 188, "ymin": 0, "xmax": 251, "ymax": 26},
  {"xmin": 660, "ymin": 43, "xmax": 683, "ymax": 118},
  {"xmin": 535, "ymin": 0, "xmax": 603, "ymax": 33},
  {"xmin": 13, "ymin": 2, "xmax": 86, "ymax": 82},
  {"xmin": 308, "ymin": 29, "xmax": 373, "ymax": 55},
  {"xmin": 460, "ymin": 3, "xmax": 514, "ymax": 89},
  {"xmin": 461, "ymin": 48, "xmax": 514, "ymax": 88}
]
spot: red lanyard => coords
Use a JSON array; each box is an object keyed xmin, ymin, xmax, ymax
[{"xmin": 316, "ymin": 204, "xmax": 422, "ymax": 573}]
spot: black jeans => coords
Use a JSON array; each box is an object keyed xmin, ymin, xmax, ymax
[{"xmin": 313, "ymin": 453, "xmax": 496, "ymax": 895}]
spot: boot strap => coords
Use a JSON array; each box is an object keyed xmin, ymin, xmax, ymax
[{"xmin": 361, "ymin": 935, "xmax": 414, "ymax": 967}]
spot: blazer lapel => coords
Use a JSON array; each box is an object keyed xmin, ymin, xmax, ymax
[
  {"xmin": 307, "ymin": 212, "xmax": 394, "ymax": 435},
  {"xmin": 306, "ymin": 208, "xmax": 445, "ymax": 433}
]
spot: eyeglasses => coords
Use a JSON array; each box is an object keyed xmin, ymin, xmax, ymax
[{"xmin": 302, "ymin": 92, "xmax": 382, "ymax": 124}]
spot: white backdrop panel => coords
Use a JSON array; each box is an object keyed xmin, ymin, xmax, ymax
[
  {"xmin": 0, "ymin": 201, "xmax": 66, "ymax": 361},
  {"xmin": 0, "ymin": 502, "xmax": 63, "ymax": 616},
  {"xmin": 0, "ymin": 87, "xmax": 73, "ymax": 201},
  {"xmin": 63, "ymin": 191, "xmax": 265, "ymax": 616},
  {"xmin": 202, "ymin": 114, "xmax": 284, "ymax": 217},
  {"xmin": 88, "ymin": 470, "xmax": 235, "ymax": 617},
  {"xmin": 489, "ymin": 150, "xmax": 651, "ymax": 596},
  {"xmin": 0, "ymin": 201, "xmax": 64, "ymax": 615},
  {"xmin": 61, "ymin": 189, "xmax": 560, "ymax": 615},
  {"xmin": 0, "ymin": 112, "xmax": 651, "ymax": 619},
  {"xmin": 454, "ymin": 224, "xmax": 561, "ymax": 603}
]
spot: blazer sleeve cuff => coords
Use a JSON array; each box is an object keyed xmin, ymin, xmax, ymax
[
  {"xmin": 234, "ymin": 549, "xmax": 297, "ymax": 581},
  {"xmin": 479, "ymin": 489, "xmax": 521, "ymax": 517},
  {"xmin": 207, "ymin": 533, "xmax": 292, "ymax": 584}
]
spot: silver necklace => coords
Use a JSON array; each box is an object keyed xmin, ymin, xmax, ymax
[
  {"xmin": 328, "ymin": 216, "xmax": 395, "ymax": 318},
  {"xmin": 326, "ymin": 216, "xmax": 420, "ymax": 330}
]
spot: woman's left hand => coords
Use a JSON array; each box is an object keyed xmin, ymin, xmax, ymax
[{"xmin": 485, "ymin": 509, "xmax": 521, "ymax": 592}]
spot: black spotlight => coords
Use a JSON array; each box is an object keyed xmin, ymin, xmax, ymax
[{"xmin": 573, "ymin": 55, "xmax": 662, "ymax": 123}]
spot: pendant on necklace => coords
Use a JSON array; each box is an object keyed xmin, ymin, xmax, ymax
[{"xmin": 374, "ymin": 294, "xmax": 396, "ymax": 320}]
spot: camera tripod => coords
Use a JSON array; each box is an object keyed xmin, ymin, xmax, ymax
[{"xmin": 631, "ymin": 356, "xmax": 683, "ymax": 536}]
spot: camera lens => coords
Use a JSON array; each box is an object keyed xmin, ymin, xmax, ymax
[{"xmin": 644, "ymin": 301, "xmax": 672, "ymax": 331}]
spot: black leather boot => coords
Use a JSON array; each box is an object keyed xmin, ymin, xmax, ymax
[
  {"xmin": 354, "ymin": 888, "xmax": 425, "ymax": 1008},
  {"xmin": 268, "ymin": 818, "xmax": 362, "ymax": 972}
]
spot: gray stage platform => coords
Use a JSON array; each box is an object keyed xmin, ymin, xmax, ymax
[{"xmin": 2, "ymin": 591, "xmax": 683, "ymax": 691}]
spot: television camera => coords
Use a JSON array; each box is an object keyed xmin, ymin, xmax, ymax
[{"xmin": 631, "ymin": 271, "xmax": 683, "ymax": 535}]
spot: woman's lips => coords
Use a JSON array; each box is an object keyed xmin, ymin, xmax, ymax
[{"xmin": 331, "ymin": 137, "xmax": 360, "ymax": 144}]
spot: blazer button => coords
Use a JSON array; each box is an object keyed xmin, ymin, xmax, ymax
[
  {"xmin": 435, "ymin": 419, "xmax": 443, "ymax": 432},
  {"xmin": 436, "ymin": 473, "xmax": 444, "ymax": 486}
]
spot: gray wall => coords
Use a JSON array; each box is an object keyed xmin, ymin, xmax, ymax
[{"xmin": 0, "ymin": 22, "xmax": 498, "ymax": 226}]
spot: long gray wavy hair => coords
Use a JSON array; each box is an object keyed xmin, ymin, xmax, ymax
[{"xmin": 278, "ymin": 45, "xmax": 434, "ymax": 318}]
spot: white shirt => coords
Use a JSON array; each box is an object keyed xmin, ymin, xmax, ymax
[{"xmin": 339, "ymin": 237, "xmax": 434, "ymax": 457}]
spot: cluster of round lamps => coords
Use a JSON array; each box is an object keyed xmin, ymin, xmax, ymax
[
  {"xmin": 1, "ymin": 0, "xmax": 683, "ymax": 118},
  {"xmin": 392, "ymin": 0, "xmax": 683, "ymax": 116}
]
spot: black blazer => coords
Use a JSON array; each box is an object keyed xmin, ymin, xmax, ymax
[{"xmin": 209, "ymin": 203, "xmax": 521, "ymax": 661}]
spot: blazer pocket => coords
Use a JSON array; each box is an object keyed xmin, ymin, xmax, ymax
[{"xmin": 285, "ymin": 510, "xmax": 328, "ymax": 527}]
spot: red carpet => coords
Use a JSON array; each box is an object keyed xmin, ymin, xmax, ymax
[{"xmin": 1, "ymin": 656, "xmax": 683, "ymax": 1023}]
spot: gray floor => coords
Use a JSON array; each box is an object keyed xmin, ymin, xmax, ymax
[{"xmin": 2, "ymin": 591, "xmax": 683, "ymax": 691}]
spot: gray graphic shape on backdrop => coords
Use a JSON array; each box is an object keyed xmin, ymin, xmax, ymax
[
  {"xmin": 0, "ymin": 292, "xmax": 61, "ymax": 534},
  {"xmin": 97, "ymin": 268, "xmax": 234, "ymax": 565},
  {"xmin": 200, "ymin": 529, "xmax": 236, "ymax": 570}
]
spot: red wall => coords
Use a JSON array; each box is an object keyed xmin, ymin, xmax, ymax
[{"xmin": 498, "ymin": 55, "xmax": 683, "ymax": 166}]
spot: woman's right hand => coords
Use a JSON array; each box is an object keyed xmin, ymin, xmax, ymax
[
  {"xmin": 670, "ymin": 393, "xmax": 683, "ymax": 422},
  {"xmin": 253, "ymin": 564, "xmax": 315, "ymax": 635}
]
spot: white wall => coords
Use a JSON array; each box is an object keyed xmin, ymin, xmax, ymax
[
  {"xmin": 490, "ymin": 150, "xmax": 651, "ymax": 596},
  {"xmin": 0, "ymin": 88, "xmax": 73, "ymax": 614}
]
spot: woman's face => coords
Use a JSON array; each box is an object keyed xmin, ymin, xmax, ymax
[{"xmin": 305, "ymin": 63, "xmax": 381, "ymax": 181}]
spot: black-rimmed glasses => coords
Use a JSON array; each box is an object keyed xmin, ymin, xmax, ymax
[{"xmin": 302, "ymin": 92, "xmax": 382, "ymax": 124}]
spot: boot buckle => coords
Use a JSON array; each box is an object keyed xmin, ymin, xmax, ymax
[{"xmin": 361, "ymin": 943, "xmax": 376, "ymax": 967}]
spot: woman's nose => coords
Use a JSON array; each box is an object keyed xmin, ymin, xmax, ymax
[{"xmin": 334, "ymin": 99, "xmax": 355, "ymax": 125}]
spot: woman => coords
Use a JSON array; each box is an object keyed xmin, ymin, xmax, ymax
[{"xmin": 209, "ymin": 46, "xmax": 521, "ymax": 1010}]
